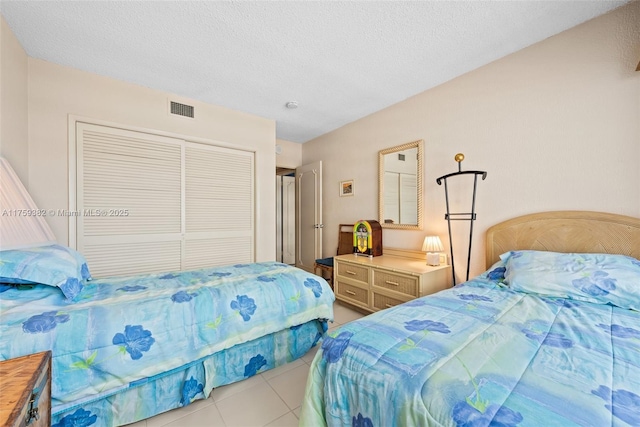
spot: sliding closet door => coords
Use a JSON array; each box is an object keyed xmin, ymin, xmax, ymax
[
  {"xmin": 76, "ymin": 122, "xmax": 255, "ymax": 278},
  {"xmin": 183, "ymin": 142, "xmax": 254, "ymax": 269},
  {"xmin": 77, "ymin": 123, "xmax": 183, "ymax": 277}
]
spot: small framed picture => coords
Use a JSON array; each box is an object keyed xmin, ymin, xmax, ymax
[{"xmin": 339, "ymin": 179, "xmax": 354, "ymax": 197}]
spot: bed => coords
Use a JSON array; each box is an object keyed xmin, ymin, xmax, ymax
[
  {"xmin": 0, "ymin": 156, "xmax": 334, "ymax": 426},
  {"xmin": 300, "ymin": 210, "xmax": 640, "ymax": 427},
  {"xmin": 0, "ymin": 250, "xmax": 334, "ymax": 427}
]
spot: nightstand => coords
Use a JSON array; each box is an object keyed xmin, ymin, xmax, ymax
[
  {"xmin": 334, "ymin": 251, "xmax": 451, "ymax": 312},
  {"xmin": 0, "ymin": 351, "xmax": 52, "ymax": 427}
]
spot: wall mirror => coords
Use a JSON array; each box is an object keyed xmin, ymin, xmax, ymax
[{"xmin": 378, "ymin": 139, "xmax": 423, "ymax": 230}]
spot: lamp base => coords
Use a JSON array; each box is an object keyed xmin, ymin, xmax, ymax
[{"xmin": 426, "ymin": 253, "xmax": 440, "ymax": 266}]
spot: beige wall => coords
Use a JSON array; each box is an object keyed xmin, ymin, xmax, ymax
[
  {"xmin": 276, "ymin": 138, "xmax": 302, "ymax": 169},
  {"xmin": 0, "ymin": 15, "xmax": 29, "ymax": 186},
  {"xmin": 24, "ymin": 59, "xmax": 277, "ymax": 261},
  {"xmin": 304, "ymin": 2, "xmax": 640, "ymax": 281}
]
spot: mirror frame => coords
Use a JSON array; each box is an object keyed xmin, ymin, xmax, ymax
[{"xmin": 378, "ymin": 139, "xmax": 424, "ymax": 230}]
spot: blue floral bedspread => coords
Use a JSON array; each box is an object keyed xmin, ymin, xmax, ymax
[
  {"xmin": 0, "ymin": 262, "xmax": 334, "ymax": 415},
  {"xmin": 300, "ymin": 267, "xmax": 640, "ymax": 426}
]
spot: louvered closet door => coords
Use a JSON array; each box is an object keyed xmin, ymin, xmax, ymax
[
  {"xmin": 184, "ymin": 142, "xmax": 254, "ymax": 270},
  {"xmin": 77, "ymin": 123, "xmax": 184, "ymax": 277},
  {"xmin": 77, "ymin": 123, "xmax": 255, "ymax": 278}
]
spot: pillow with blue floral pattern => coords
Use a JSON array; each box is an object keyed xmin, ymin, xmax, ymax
[
  {"xmin": 501, "ymin": 250, "xmax": 640, "ymax": 310},
  {"xmin": 0, "ymin": 244, "xmax": 92, "ymax": 300}
]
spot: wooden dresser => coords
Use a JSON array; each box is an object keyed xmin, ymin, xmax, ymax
[
  {"xmin": 0, "ymin": 351, "xmax": 52, "ymax": 427},
  {"xmin": 334, "ymin": 252, "xmax": 451, "ymax": 312}
]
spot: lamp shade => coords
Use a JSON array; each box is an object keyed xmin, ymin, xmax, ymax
[{"xmin": 422, "ymin": 235, "xmax": 444, "ymax": 253}]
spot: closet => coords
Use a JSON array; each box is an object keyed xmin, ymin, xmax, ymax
[{"xmin": 75, "ymin": 122, "xmax": 255, "ymax": 278}]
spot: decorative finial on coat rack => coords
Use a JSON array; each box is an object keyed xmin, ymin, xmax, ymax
[{"xmin": 454, "ymin": 153, "xmax": 465, "ymax": 172}]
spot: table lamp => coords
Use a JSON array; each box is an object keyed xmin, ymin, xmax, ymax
[{"xmin": 422, "ymin": 235, "xmax": 444, "ymax": 266}]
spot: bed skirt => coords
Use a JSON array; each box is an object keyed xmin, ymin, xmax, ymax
[{"xmin": 52, "ymin": 319, "xmax": 327, "ymax": 427}]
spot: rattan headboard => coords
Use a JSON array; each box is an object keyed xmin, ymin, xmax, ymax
[{"xmin": 485, "ymin": 211, "xmax": 640, "ymax": 269}]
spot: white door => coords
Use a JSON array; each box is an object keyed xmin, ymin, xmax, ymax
[
  {"xmin": 296, "ymin": 161, "xmax": 322, "ymax": 272},
  {"xmin": 276, "ymin": 176, "xmax": 283, "ymax": 262},
  {"xmin": 276, "ymin": 175, "xmax": 295, "ymax": 264}
]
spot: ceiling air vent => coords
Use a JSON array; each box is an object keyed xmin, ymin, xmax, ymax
[{"xmin": 170, "ymin": 101, "xmax": 195, "ymax": 118}]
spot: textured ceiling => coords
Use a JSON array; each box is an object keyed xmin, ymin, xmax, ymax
[{"xmin": 0, "ymin": 1, "xmax": 628, "ymax": 143}]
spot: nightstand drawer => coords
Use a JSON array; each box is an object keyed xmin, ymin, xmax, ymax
[
  {"xmin": 372, "ymin": 270, "xmax": 418, "ymax": 297},
  {"xmin": 336, "ymin": 262, "xmax": 369, "ymax": 284},
  {"xmin": 372, "ymin": 293, "xmax": 407, "ymax": 311},
  {"xmin": 335, "ymin": 281, "xmax": 369, "ymax": 305}
]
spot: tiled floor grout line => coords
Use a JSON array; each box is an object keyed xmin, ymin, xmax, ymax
[
  {"xmin": 263, "ymin": 380, "xmax": 294, "ymax": 426},
  {"xmin": 211, "ymin": 401, "xmax": 225, "ymax": 427}
]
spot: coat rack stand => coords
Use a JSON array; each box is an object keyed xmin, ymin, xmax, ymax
[{"xmin": 436, "ymin": 153, "xmax": 487, "ymax": 286}]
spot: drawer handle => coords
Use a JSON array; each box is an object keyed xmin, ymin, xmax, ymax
[
  {"xmin": 385, "ymin": 280, "xmax": 399, "ymax": 286},
  {"xmin": 346, "ymin": 270, "xmax": 357, "ymax": 275},
  {"xmin": 345, "ymin": 290, "xmax": 356, "ymax": 296}
]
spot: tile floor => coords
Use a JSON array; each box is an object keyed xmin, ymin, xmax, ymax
[{"xmin": 126, "ymin": 302, "xmax": 365, "ymax": 427}]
